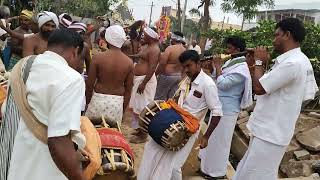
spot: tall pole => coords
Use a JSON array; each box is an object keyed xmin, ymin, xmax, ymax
[
  {"xmin": 149, "ymin": 1, "xmax": 154, "ymax": 27},
  {"xmin": 181, "ymin": 0, "xmax": 188, "ymax": 32}
]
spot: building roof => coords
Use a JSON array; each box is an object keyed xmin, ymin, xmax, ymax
[{"xmin": 259, "ymin": 2, "xmax": 320, "ymax": 13}]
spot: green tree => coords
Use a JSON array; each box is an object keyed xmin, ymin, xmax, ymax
[
  {"xmin": 169, "ymin": 16, "xmax": 200, "ymax": 40},
  {"xmin": 221, "ymin": 0, "xmax": 274, "ymax": 29},
  {"xmin": 204, "ymin": 20, "xmax": 320, "ymax": 85},
  {"xmin": 35, "ymin": 0, "xmax": 119, "ymax": 17},
  {"xmin": 197, "ymin": 0, "xmax": 214, "ymax": 53}
]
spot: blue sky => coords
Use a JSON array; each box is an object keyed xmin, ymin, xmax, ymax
[{"xmin": 127, "ymin": 0, "xmax": 320, "ymax": 25}]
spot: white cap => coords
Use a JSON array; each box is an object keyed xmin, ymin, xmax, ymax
[
  {"xmin": 105, "ymin": 25, "xmax": 127, "ymax": 48},
  {"xmin": 144, "ymin": 27, "xmax": 159, "ymax": 40}
]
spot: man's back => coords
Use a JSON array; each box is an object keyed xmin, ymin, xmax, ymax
[
  {"xmin": 8, "ymin": 51, "xmax": 85, "ymax": 180},
  {"xmin": 164, "ymin": 44, "xmax": 185, "ymax": 74},
  {"xmin": 94, "ymin": 50, "xmax": 133, "ymax": 96}
]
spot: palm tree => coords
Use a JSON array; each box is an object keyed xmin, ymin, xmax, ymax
[
  {"xmin": 177, "ymin": 0, "xmax": 181, "ymax": 31},
  {"xmin": 198, "ymin": 0, "xmax": 215, "ymax": 54}
]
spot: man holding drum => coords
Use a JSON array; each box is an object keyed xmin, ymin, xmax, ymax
[
  {"xmin": 138, "ymin": 50, "xmax": 223, "ymax": 180},
  {"xmin": 0, "ymin": 29, "xmax": 86, "ymax": 180}
]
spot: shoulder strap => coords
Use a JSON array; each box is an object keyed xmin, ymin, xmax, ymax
[
  {"xmin": 10, "ymin": 55, "xmax": 48, "ymax": 144},
  {"xmin": 22, "ymin": 55, "xmax": 36, "ymax": 83}
]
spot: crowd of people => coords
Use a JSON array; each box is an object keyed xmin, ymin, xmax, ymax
[{"xmin": 0, "ymin": 6, "xmax": 318, "ymax": 180}]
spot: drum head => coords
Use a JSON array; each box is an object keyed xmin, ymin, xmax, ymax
[
  {"xmin": 162, "ymin": 122, "xmax": 190, "ymax": 150},
  {"xmin": 148, "ymin": 109, "xmax": 183, "ymax": 146},
  {"xmin": 139, "ymin": 100, "xmax": 164, "ymax": 132}
]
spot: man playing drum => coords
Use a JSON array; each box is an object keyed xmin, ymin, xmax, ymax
[
  {"xmin": 137, "ymin": 50, "xmax": 223, "ymax": 180},
  {"xmin": 0, "ymin": 29, "xmax": 86, "ymax": 180}
]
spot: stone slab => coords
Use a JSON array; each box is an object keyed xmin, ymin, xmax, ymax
[
  {"xmin": 294, "ymin": 150, "xmax": 311, "ymax": 161},
  {"xmin": 296, "ymin": 126, "xmax": 320, "ymax": 152}
]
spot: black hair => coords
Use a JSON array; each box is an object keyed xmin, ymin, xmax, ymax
[
  {"xmin": 179, "ymin": 50, "xmax": 200, "ymax": 64},
  {"xmin": 129, "ymin": 28, "xmax": 138, "ymax": 40},
  {"xmin": 173, "ymin": 31, "xmax": 184, "ymax": 38},
  {"xmin": 63, "ymin": 14, "xmax": 72, "ymax": 22},
  {"xmin": 276, "ymin": 18, "xmax": 306, "ymax": 43},
  {"xmin": 48, "ymin": 28, "xmax": 84, "ymax": 54},
  {"xmin": 224, "ymin": 36, "xmax": 246, "ymax": 52}
]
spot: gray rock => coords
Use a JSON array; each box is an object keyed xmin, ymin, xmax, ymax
[
  {"xmin": 236, "ymin": 116, "xmax": 250, "ymax": 126},
  {"xmin": 294, "ymin": 150, "xmax": 311, "ymax": 161},
  {"xmin": 309, "ymin": 112, "xmax": 320, "ymax": 119},
  {"xmin": 281, "ymin": 139, "xmax": 302, "ymax": 164},
  {"xmin": 238, "ymin": 123, "xmax": 250, "ymax": 140},
  {"xmin": 296, "ymin": 126, "xmax": 320, "ymax": 152},
  {"xmin": 280, "ymin": 160, "xmax": 320, "ymax": 178},
  {"xmin": 244, "ymin": 101, "xmax": 256, "ymax": 113},
  {"xmin": 238, "ymin": 111, "xmax": 249, "ymax": 120}
]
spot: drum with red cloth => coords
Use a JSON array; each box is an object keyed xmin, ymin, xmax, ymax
[{"xmin": 94, "ymin": 119, "xmax": 135, "ymax": 179}]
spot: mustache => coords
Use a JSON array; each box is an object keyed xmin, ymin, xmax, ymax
[{"xmin": 40, "ymin": 30, "xmax": 53, "ymax": 38}]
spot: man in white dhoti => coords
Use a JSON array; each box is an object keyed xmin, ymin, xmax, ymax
[
  {"xmin": 233, "ymin": 18, "xmax": 318, "ymax": 180},
  {"xmin": 129, "ymin": 27, "xmax": 160, "ymax": 143},
  {"xmin": 137, "ymin": 50, "xmax": 223, "ymax": 180},
  {"xmin": 86, "ymin": 25, "xmax": 133, "ymax": 126},
  {"xmin": 199, "ymin": 36, "xmax": 252, "ymax": 179},
  {"xmin": 0, "ymin": 29, "xmax": 86, "ymax": 180}
]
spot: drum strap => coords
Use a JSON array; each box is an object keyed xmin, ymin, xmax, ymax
[{"xmin": 10, "ymin": 55, "xmax": 48, "ymax": 144}]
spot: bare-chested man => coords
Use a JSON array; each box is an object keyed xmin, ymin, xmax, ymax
[
  {"xmin": 68, "ymin": 22, "xmax": 91, "ymax": 74},
  {"xmin": 121, "ymin": 20, "xmax": 144, "ymax": 59},
  {"xmin": 0, "ymin": 9, "xmax": 34, "ymax": 70},
  {"xmin": 155, "ymin": 31, "xmax": 186, "ymax": 100},
  {"xmin": 85, "ymin": 25, "xmax": 133, "ymax": 126},
  {"xmin": 22, "ymin": 11, "xmax": 58, "ymax": 57},
  {"xmin": 129, "ymin": 27, "xmax": 160, "ymax": 143}
]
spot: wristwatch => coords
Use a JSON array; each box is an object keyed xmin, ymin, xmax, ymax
[{"xmin": 255, "ymin": 60, "xmax": 263, "ymax": 66}]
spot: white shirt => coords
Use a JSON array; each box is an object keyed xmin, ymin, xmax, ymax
[
  {"xmin": 8, "ymin": 51, "xmax": 85, "ymax": 180},
  {"xmin": 247, "ymin": 48, "xmax": 318, "ymax": 146},
  {"xmin": 182, "ymin": 70, "xmax": 223, "ymax": 118},
  {"xmin": 189, "ymin": 45, "xmax": 202, "ymax": 55}
]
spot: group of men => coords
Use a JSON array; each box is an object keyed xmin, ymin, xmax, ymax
[{"xmin": 0, "ymin": 6, "xmax": 317, "ymax": 180}]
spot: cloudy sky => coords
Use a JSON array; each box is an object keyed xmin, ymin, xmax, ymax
[{"xmin": 127, "ymin": 0, "xmax": 320, "ymax": 25}]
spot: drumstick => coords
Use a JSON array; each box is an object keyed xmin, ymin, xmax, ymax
[
  {"xmin": 101, "ymin": 116, "xmax": 109, "ymax": 128},
  {"xmin": 116, "ymin": 121, "xmax": 122, "ymax": 133}
]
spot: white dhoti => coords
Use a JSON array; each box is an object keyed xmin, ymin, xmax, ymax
[
  {"xmin": 85, "ymin": 92, "xmax": 124, "ymax": 124},
  {"xmin": 232, "ymin": 137, "xmax": 286, "ymax": 180},
  {"xmin": 199, "ymin": 114, "xmax": 238, "ymax": 177},
  {"xmin": 129, "ymin": 74, "xmax": 157, "ymax": 129},
  {"xmin": 137, "ymin": 131, "xmax": 199, "ymax": 180}
]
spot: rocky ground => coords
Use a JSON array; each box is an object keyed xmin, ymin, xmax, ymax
[{"xmin": 236, "ymin": 110, "xmax": 320, "ymax": 179}]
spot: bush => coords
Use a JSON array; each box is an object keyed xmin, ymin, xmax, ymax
[{"xmin": 204, "ymin": 20, "xmax": 320, "ymax": 85}]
